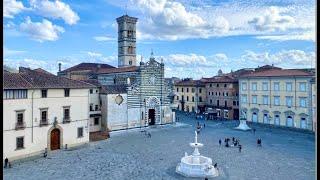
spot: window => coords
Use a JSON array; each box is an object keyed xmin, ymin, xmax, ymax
[
  {"xmin": 215, "ymin": 92, "xmax": 217, "ymax": 96},
  {"xmin": 210, "ymin": 99, "xmax": 212, "ymax": 104},
  {"xmin": 274, "ymin": 96, "xmax": 280, "ymax": 106},
  {"xmin": 95, "ymin": 105, "xmax": 99, "ymax": 111},
  {"xmin": 77, "ymin": 127, "xmax": 84, "ymax": 138},
  {"xmin": 176, "ymin": 88, "xmax": 179, "ymax": 92},
  {"xmin": 233, "ymin": 101, "xmax": 236, "ymax": 106},
  {"xmin": 251, "ymin": 83, "xmax": 257, "ymax": 91},
  {"xmin": 219, "ymin": 92, "xmax": 221, "ymax": 96},
  {"xmin": 96, "ymin": 90, "xmax": 99, "ymax": 93},
  {"xmin": 299, "ymin": 83, "xmax": 306, "ymax": 92},
  {"xmin": 16, "ymin": 137, "xmax": 24, "ymax": 149},
  {"xmin": 242, "ymin": 83, "xmax": 247, "ymax": 90},
  {"xmin": 222, "ymin": 92, "xmax": 224, "ymax": 96},
  {"xmin": 182, "ymin": 88, "xmax": 184, "ymax": 92},
  {"xmin": 41, "ymin": 89, "xmax": 47, "ymax": 98},
  {"xmin": 286, "ymin": 96, "xmax": 293, "ymax": 107},
  {"xmin": 94, "ymin": 118, "xmax": 99, "ymax": 125},
  {"xmin": 90, "ymin": 89, "xmax": 93, "ymax": 94},
  {"xmin": 187, "ymin": 88, "xmax": 189, "ymax": 92},
  {"xmin": 192, "ymin": 88, "xmax": 195, "ymax": 93},
  {"xmin": 286, "ymin": 82, "xmax": 292, "ymax": 92},
  {"xmin": 41, "ymin": 110, "xmax": 47, "ymax": 121},
  {"xmin": 252, "ymin": 95, "xmax": 257, "ymax": 104},
  {"xmin": 187, "ymin": 96, "xmax": 189, "ymax": 101},
  {"xmin": 17, "ymin": 112, "xmax": 24, "ymax": 124},
  {"xmin": 64, "ymin": 89, "xmax": 70, "ymax": 97},
  {"xmin": 263, "ymin": 95, "xmax": 269, "ymax": 105},
  {"xmin": 299, "ymin": 97, "xmax": 307, "ymax": 107},
  {"xmin": 241, "ymin": 95, "xmax": 247, "ymax": 103},
  {"xmin": 192, "ymin": 96, "xmax": 194, "ymax": 102},
  {"xmin": 217, "ymin": 84, "xmax": 219, "ymax": 87},
  {"xmin": 224, "ymin": 84, "xmax": 227, "ymax": 87},
  {"xmin": 217, "ymin": 100, "xmax": 219, "ymax": 106},
  {"xmin": 226, "ymin": 92, "xmax": 228, "ymax": 96},
  {"xmin": 182, "ymin": 95, "xmax": 184, "ymax": 101},
  {"xmin": 4, "ymin": 90, "xmax": 28, "ymax": 99},
  {"xmin": 176, "ymin": 96, "xmax": 179, "ymax": 100},
  {"xmin": 274, "ymin": 82, "xmax": 280, "ymax": 91},
  {"xmin": 262, "ymin": 82, "xmax": 268, "ymax": 91},
  {"xmin": 192, "ymin": 106, "xmax": 195, "ymax": 112},
  {"xmin": 210, "ymin": 84, "xmax": 212, "ymax": 87},
  {"xmin": 199, "ymin": 88, "xmax": 202, "ymax": 93},
  {"xmin": 90, "ymin": 104, "xmax": 94, "ymax": 111},
  {"xmin": 224, "ymin": 101, "xmax": 227, "ymax": 107},
  {"xmin": 129, "ymin": 61, "xmax": 132, "ymax": 65},
  {"xmin": 199, "ymin": 97, "xmax": 202, "ymax": 102},
  {"xmin": 63, "ymin": 108, "xmax": 70, "ymax": 120}
]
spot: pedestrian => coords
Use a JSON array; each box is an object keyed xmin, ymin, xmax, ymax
[
  {"xmin": 214, "ymin": 163, "xmax": 217, "ymax": 168},
  {"xmin": 219, "ymin": 139, "xmax": 221, "ymax": 146},
  {"xmin": 4, "ymin": 158, "xmax": 8, "ymax": 168},
  {"xmin": 232, "ymin": 137, "xmax": 235, "ymax": 142},
  {"xmin": 259, "ymin": 138, "xmax": 262, "ymax": 147},
  {"xmin": 239, "ymin": 145, "xmax": 242, "ymax": 152},
  {"xmin": 204, "ymin": 123, "xmax": 205, "ymax": 128},
  {"xmin": 148, "ymin": 132, "xmax": 151, "ymax": 138},
  {"xmin": 253, "ymin": 128, "xmax": 256, "ymax": 134},
  {"xmin": 8, "ymin": 162, "xmax": 12, "ymax": 168}
]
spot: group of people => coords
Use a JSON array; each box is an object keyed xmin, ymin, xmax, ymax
[
  {"xmin": 196, "ymin": 121, "xmax": 206, "ymax": 134},
  {"xmin": 219, "ymin": 137, "xmax": 242, "ymax": 152}
]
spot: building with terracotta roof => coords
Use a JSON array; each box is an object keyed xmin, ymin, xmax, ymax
[
  {"xmin": 3, "ymin": 68, "xmax": 96, "ymax": 161},
  {"xmin": 238, "ymin": 65, "xmax": 315, "ymax": 131},
  {"xmin": 173, "ymin": 79, "xmax": 206, "ymax": 113},
  {"xmin": 202, "ymin": 72, "xmax": 240, "ymax": 120}
]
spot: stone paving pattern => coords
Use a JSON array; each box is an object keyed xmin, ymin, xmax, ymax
[{"xmin": 4, "ymin": 112, "xmax": 315, "ymax": 180}]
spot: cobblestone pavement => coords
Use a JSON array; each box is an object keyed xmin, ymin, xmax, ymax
[{"xmin": 4, "ymin": 112, "xmax": 315, "ymax": 180}]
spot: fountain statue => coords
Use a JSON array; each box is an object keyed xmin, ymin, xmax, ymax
[
  {"xmin": 234, "ymin": 110, "xmax": 251, "ymax": 131},
  {"xmin": 176, "ymin": 131, "xmax": 219, "ymax": 178}
]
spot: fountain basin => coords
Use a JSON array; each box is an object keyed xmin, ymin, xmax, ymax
[
  {"xmin": 189, "ymin": 143, "xmax": 203, "ymax": 148},
  {"xmin": 176, "ymin": 155, "xmax": 218, "ymax": 178},
  {"xmin": 234, "ymin": 120, "xmax": 251, "ymax": 131}
]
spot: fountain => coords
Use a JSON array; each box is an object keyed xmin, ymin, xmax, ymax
[
  {"xmin": 176, "ymin": 131, "xmax": 219, "ymax": 178},
  {"xmin": 234, "ymin": 110, "xmax": 251, "ymax": 131}
]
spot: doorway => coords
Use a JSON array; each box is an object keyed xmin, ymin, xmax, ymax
[
  {"xmin": 50, "ymin": 128, "xmax": 60, "ymax": 150},
  {"xmin": 252, "ymin": 112, "xmax": 258, "ymax": 122},
  {"xmin": 148, "ymin": 109, "xmax": 155, "ymax": 125},
  {"xmin": 287, "ymin": 116, "xmax": 293, "ymax": 127}
]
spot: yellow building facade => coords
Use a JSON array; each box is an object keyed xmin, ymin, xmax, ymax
[
  {"xmin": 239, "ymin": 68, "xmax": 314, "ymax": 131},
  {"xmin": 173, "ymin": 79, "xmax": 206, "ymax": 113}
]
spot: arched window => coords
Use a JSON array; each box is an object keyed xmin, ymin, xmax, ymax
[
  {"xmin": 286, "ymin": 116, "xmax": 293, "ymax": 127},
  {"xmin": 252, "ymin": 112, "xmax": 258, "ymax": 122},
  {"xmin": 300, "ymin": 117, "xmax": 307, "ymax": 129}
]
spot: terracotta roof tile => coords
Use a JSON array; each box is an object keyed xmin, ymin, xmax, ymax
[
  {"xmin": 202, "ymin": 75, "xmax": 238, "ymax": 83},
  {"xmin": 240, "ymin": 69, "xmax": 313, "ymax": 78},
  {"xmin": 174, "ymin": 80, "xmax": 205, "ymax": 86},
  {"xmin": 4, "ymin": 67, "xmax": 96, "ymax": 89},
  {"xmin": 100, "ymin": 85, "xmax": 128, "ymax": 94},
  {"xmin": 60, "ymin": 63, "xmax": 115, "ymax": 73},
  {"xmin": 97, "ymin": 66, "xmax": 139, "ymax": 74}
]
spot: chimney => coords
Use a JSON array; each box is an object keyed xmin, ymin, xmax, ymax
[{"xmin": 58, "ymin": 63, "xmax": 62, "ymax": 72}]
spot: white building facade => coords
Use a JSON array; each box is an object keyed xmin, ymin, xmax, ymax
[{"xmin": 3, "ymin": 68, "xmax": 95, "ymax": 161}]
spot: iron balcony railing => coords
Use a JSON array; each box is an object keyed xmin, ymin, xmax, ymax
[{"xmin": 40, "ymin": 119, "xmax": 49, "ymax": 126}]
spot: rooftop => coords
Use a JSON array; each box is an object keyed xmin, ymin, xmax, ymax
[
  {"xmin": 97, "ymin": 66, "xmax": 139, "ymax": 74},
  {"xmin": 100, "ymin": 85, "xmax": 128, "ymax": 94},
  {"xmin": 4, "ymin": 67, "xmax": 96, "ymax": 89},
  {"xmin": 59, "ymin": 63, "xmax": 115, "ymax": 74},
  {"xmin": 174, "ymin": 79, "xmax": 205, "ymax": 86},
  {"xmin": 239, "ymin": 68, "xmax": 314, "ymax": 78}
]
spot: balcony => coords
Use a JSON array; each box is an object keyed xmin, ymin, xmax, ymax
[
  {"xmin": 40, "ymin": 119, "xmax": 49, "ymax": 127},
  {"xmin": 63, "ymin": 117, "xmax": 71, "ymax": 124},
  {"xmin": 15, "ymin": 122, "xmax": 26, "ymax": 130}
]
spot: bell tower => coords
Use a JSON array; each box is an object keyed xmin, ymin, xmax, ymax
[{"xmin": 116, "ymin": 15, "xmax": 138, "ymax": 67}]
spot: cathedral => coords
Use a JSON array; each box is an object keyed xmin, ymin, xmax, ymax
[{"xmin": 58, "ymin": 15, "xmax": 175, "ymax": 132}]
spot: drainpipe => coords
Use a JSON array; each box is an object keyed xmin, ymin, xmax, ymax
[{"xmin": 31, "ymin": 89, "xmax": 35, "ymax": 143}]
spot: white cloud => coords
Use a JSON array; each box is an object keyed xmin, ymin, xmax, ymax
[
  {"xmin": 248, "ymin": 7, "xmax": 295, "ymax": 32},
  {"xmin": 255, "ymin": 30, "xmax": 315, "ymax": 42},
  {"xmin": 131, "ymin": 0, "xmax": 229, "ymax": 40},
  {"xmin": 241, "ymin": 50, "xmax": 315, "ymax": 66},
  {"xmin": 4, "ymin": 0, "xmax": 26, "ymax": 18},
  {"xmin": 4, "ymin": 47, "xmax": 25, "ymax": 57},
  {"xmin": 93, "ymin": 36, "xmax": 116, "ymax": 42},
  {"xmin": 29, "ymin": 0, "xmax": 79, "ymax": 25},
  {"xmin": 19, "ymin": 17, "xmax": 65, "ymax": 42},
  {"xmin": 87, "ymin": 51, "xmax": 102, "ymax": 57}
]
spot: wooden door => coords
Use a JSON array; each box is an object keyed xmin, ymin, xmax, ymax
[{"xmin": 51, "ymin": 129, "xmax": 60, "ymax": 150}]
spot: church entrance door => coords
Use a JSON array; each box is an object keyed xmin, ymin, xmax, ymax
[
  {"xmin": 148, "ymin": 109, "xmax": 155, "ymax": 125},
  {"xmin": 50, "ymin": 128, "xmax": 60, "ymax": 150}
]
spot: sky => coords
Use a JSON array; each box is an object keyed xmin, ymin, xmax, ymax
[{"xmin": 3, "ymin": 0, "xmax": 316, "ymax": 79}]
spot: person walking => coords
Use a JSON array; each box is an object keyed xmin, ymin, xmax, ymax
[
  {"xmin": 203, "ymin": 123, "xmax": 206, "ymax": 128},
  {"xmin": 219, "ymin": 139, "xmax": 221, "ymax": 146},
  {"xmin": 253, "ymin": 128, "xmax": 256, "ymax": 135},
  {"xmin": 4, "ymin": 158, "xmax": 8, "ymax": 168},
  {"xmin": 239, "ymin": 145, "xmax": 242, "ymax": 152}
]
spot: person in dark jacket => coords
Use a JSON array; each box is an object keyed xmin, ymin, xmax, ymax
[{"xmin": 219, "ymin": 139, "xmax": 221, "ymax": 146}]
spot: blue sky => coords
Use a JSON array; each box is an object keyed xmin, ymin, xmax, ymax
[{"xmin": 4, "ymin": 0, "xmax": 315, "ymax": 79}]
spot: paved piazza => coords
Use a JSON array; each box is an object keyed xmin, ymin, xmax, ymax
[{"xmin": 4, "ymin": 112, "xmax": 315, "ymax": 180}]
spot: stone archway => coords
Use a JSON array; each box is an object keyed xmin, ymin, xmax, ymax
[
  {"xmin": 145, "ymin": 96, "xmax": 160, "ymax": 125},
  {"xmin": 47, "ymin": 125, "xmax": 63, "ymax": 151}
]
